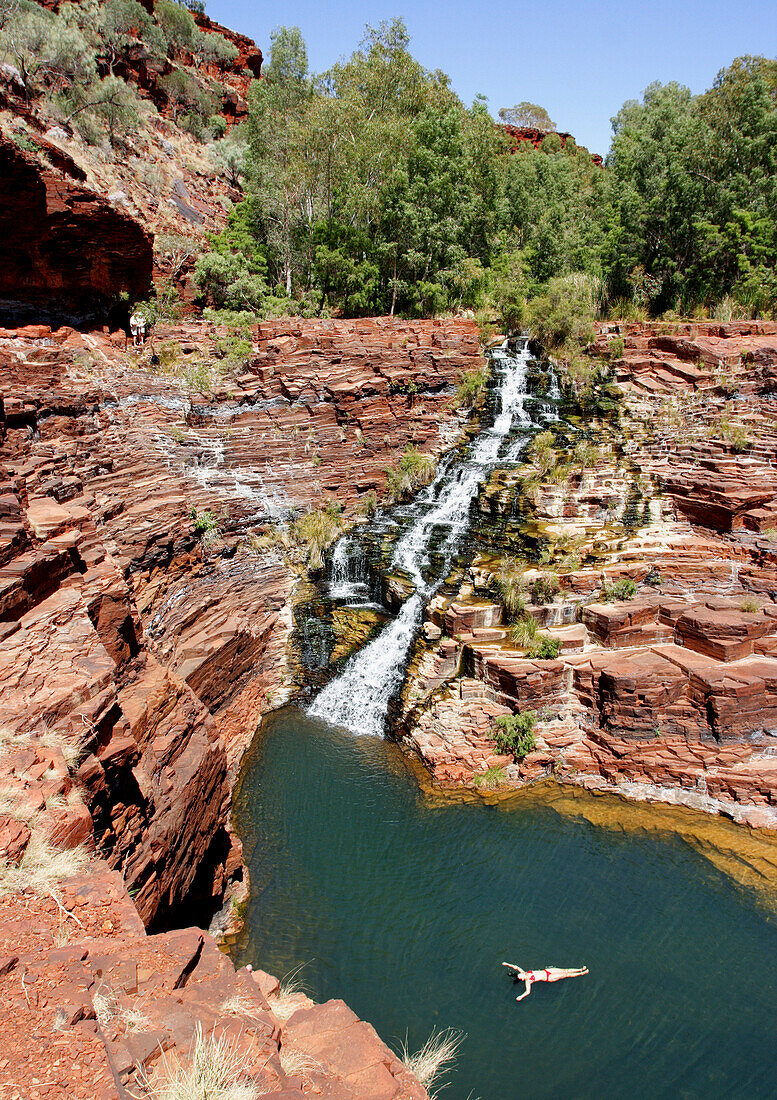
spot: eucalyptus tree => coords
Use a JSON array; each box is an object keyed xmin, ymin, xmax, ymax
[{"xmin": 246, "ymin": 25, "xmax": 320, "ymax": 293}]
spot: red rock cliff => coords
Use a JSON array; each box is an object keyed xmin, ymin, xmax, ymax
[{"xmin": 0, "ymin": 133, "xmax": 153, "ymax": 326}]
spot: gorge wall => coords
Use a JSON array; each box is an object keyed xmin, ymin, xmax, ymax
[
  {"xmin": 0, "ymin": 136, "xmax": 153, "ymax": 326},
  {"xmin": 3, "ymin": 311, "xmax": 777, "ymax": 1095},
  {"xmin": 0, "ymin": 315, "xmax": 479, "ymax": 1097}
]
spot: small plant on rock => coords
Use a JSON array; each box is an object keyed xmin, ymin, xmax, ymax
[
  {"xmin": 191, "ymin": 507, "xmax": 218, "ymax": 536},
  {"xmin": 527, "ymin": 430, "xmax": 556, "ymax": 476},
  {"xmin": 741, "ymin": 596, "xmax": 762, "ymax": 613},
  {"xmin": 717, "ymin": 414, "xmax": 750, "ymax": 453},
  {"xmin": 493, "ymin": 561, "xmax": 527, "ymax": 622},
  {"xmin": 360, "ymin": 490, "xmax": 378, "ymax": 518},
  {"xmin": 398, "ymin": 1027, "xmax": 464, "ymax": 1097},
  {"xmin": 270, "ymin": 963, "xmax": 312, "ymax": 1024},
  {"xmin": 384, "ymin": 446, "xmax": 437, "ymax": 503},
  {"xmin": 600, "ymin": 577, "xmax": 637, "ymax": 601},
  {"xmin": 530, "ymin": 574, "xmax": 560, "ymax": 604},
  {"xmin": 492, "ymin": 712, "xmax": 537, "ymax": 759},
  {"xmin": 526, "ymin": 636, "xmax": 562, "ymax": 660},
  {"xmin": 605, "ymin": 336, "xmax": 624, "ymax": 361},
  {"xmin": 510, "ymin": 615, "xmax": 539, "ymax": 648},
  {"xmin": 141, "ymin": 1022, "xmax": 260, "ymax": 1100},
  {"xmin": 455, "ymin": 366, "xmax": 489, "ymax": 408},
  {"xmin": 0, "ymin": 835, "xmax": 89, "ymax": 898},
  {"xmin": 290, "ymin": 508, "xmax": 342, "ymax": 571},
  {"xmin": 474, "ymin": 765, "xmax": 507, "ymax": 790}
]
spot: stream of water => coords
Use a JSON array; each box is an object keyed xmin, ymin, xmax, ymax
[{"xmin": 308, "ymin": 342, "xmax": 533, "ymax": 736}]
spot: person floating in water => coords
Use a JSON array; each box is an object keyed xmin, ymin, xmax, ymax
[{"xmin": 502, "ymin": 962, "xmax": 589, "ymax": 1001}]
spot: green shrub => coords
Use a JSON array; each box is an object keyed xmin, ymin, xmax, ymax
[
  {"xmin": 207, "ymin": 113, "xmax": 227, "ymax": 139},
  {"xmin": 156, "ymin": 0, "xmax": 199, "ymax": 50},
  {"xmin": 194, "ymin": 252, "xmax": 267, "ymax": 311},
  {"xmin": 741, "ymin": 596, "xmax": 761, "ymax": 613},
  {"xmin": 160, "ymin": 67, "xmax": 216, "ymax": 128},
  {"xmin": 527, "ymin": 272, "xmax": 601, "ymax": 352},
  {"xmin": 197, "ymin": 30, "xmax": 239, "ymax": 66},
  {"xmin": 209, "ymin": 131, "xmax": 248, "ymax": 186},
  {"xmin": 530, "ymin": 574, "xmax": 559, "ymax": 604},
  {"xmin": 384, "ymin": 446, "xmax": 436, "ymax": 503},
  {"xmin": 606, "ymin": 336, "xmax": 624, "ymax": 360},
  {"xmin": 132, "ymin": 281, "xmax": 184, "ymax": 326},
  {"xmin": 190, "ymin": 507, "xmax": 218, "ymax": 535},
  {"xmin": 601, "ymin": 577, "xmax": 637, "ymax": 601},
  {"xmin": 526, "ymin": 636, "xmax": 561, "ymax": 659},
  {"xmin": 360, "ymin": 490, "xmax": 378, "ymax": 518},
  {"xmin": 492, "ymin": 712, "xmax": 536, "ymax": 759},
  {"xmin": 474, "ymin": 765, "xmax": 506, "ymax": 790},
  {"xmin": 455, "ymin": 366, "xmax": 488, "ymax": 408},
  {"xmin": 182, "ymin": 360, "xmax": 217, "ymax": 392},
  {"xmin": 10, "ymin": 130, "xmax": 39, "ymax": 152}
]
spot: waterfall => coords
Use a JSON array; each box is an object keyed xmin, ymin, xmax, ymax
[
  {"xmin": 328, "ymin": 535, "xmax": 374, "ymax": 604},
  {"xmin": 308, "ymin": 341, "xmax": 533, "ymax": 736}
]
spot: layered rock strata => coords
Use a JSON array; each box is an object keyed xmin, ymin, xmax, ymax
[
  {"xmin": 401, "ymin": 323, "xmax": 777, "ymax": 828},
  {"xmin": 0, "ymin": 315, "xmax": 479, "ymax": 1097},
  {"xmin": 0, "ymin": 315, "xmax": 478, "ymax": 914}
]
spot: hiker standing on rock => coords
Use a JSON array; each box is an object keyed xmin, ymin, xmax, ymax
[
  {"xmin": 503, "ymin": 962, "xmax": 589, "ymax": 1001},
  {"xmin": 129, "ymin": 310, "xmax": 148, "ymax": 348}
]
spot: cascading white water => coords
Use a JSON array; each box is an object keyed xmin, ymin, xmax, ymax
[
  {"xmin": 308, "ymin": 341, "xmax": 533, "ymax": 736},
  {"xmin": 328, "ymin": 535, "xmax": 374, "ymax": 603}
]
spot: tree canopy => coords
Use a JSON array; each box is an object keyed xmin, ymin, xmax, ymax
[
  {"xmin": 179, "ymin": 20, "xmax": 777, "ymax": 323},
  {"xmin": 498, "ymin": 102, "xmax": 557, "ymax": 130}
]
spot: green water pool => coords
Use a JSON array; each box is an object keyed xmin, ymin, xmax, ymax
[{"xmin": 231, "ymin": 707, "xmax": 777, "ymax": 1099}]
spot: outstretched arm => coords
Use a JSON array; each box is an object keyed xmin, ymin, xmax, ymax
[{"xmin": 515, "ymin": 980, "xmax": 531, "ymax": 1002}]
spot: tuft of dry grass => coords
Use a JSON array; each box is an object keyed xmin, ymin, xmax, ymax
[
  {"xmin": 384, "ymin": 446, "xmax": 437, "ymax": 504},
  {"xmin": 93, "ymin": 988, "xmax": 150, "ymax": 1034},
  {"xmin": 278, "ymin": 1045, "xmax": 322, "ymax": 1082},
  {"xmin": 399, "ymin": 1027, "xmax": 464, "ymax": 1098},
  {"xmin": 741, "ymin": 596, "xmax": 762, "ymax": 613},
  {"xmin": 219, "ymin": 992, "xmax": 261, "ymax": 1018},
  {"xmin": 289, "ymin": 510, "xmax": 342, "ymax": 572},
  {"xmin": 0, "ymin": 835, "xmax": 89, "ymax": 897},
  {"xmin": 269, "ymin": 963, "xmax": 312, "ymax": 1024},
  {"xmin": 140, "ymin": 1024, "xmax": 260, "ymax": 1100}
]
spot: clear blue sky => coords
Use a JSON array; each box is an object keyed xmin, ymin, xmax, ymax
[{"xmin": 208, "ymin": 0, "xmax": 777, "ymax": 156}]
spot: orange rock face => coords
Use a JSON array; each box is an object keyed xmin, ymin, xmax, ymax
[
  {"xmin": 0, "ymin": 314, "xmax": 480, "ymax": 926},
  {"xmin": 0, "ymin": 864, "xmax": 426, "ymax": 1099},
  {"xmin": 0, "ymin": 315, "xmax": 476, "ymax": 1099}
]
